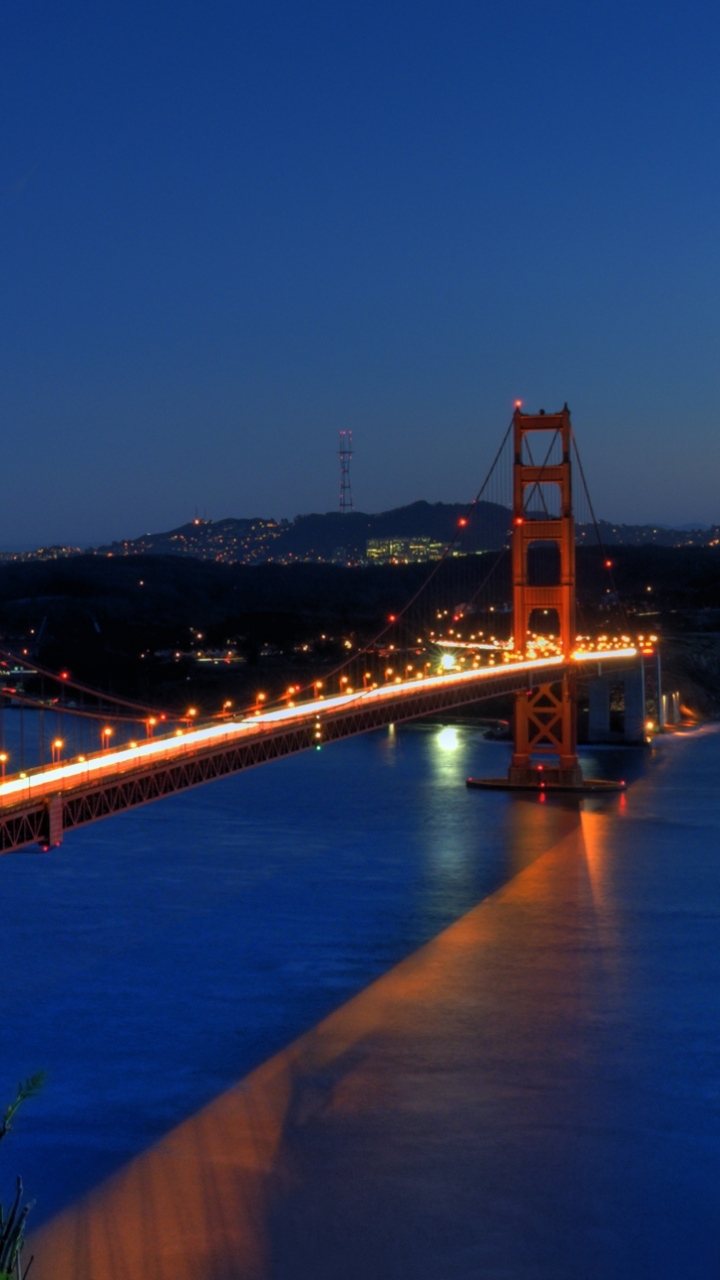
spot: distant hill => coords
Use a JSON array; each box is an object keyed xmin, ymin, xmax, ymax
[
  {"xmin": 275, "ymin": 500, "xmax": 511, "ymax": 560},
  {"xmin": 95, "ymin": 501, "xmax": 513, "ymax": 563},
  {"xmin": 579, "ymin": 521, "xmax": 720, "ymax": 548},
  {"xmin": 2, "ymin": 502, "xmax": 718, "ymax": 567}
]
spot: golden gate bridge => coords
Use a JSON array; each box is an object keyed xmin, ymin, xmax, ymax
[{"xmin": 0, "ymin": 406, "xmax": 651, "ymax": 855}]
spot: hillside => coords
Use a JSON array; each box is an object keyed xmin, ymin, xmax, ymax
[
  {"xmin": 94, "ymin": 500, "xmax": 512, "ymax": 564},
  {"xmin": 1, "ymin": 546, "xmax": 720, "ymax": 714}
]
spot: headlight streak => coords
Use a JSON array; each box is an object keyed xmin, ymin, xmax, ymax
[{"xmin": 0, "ymin": 648, "xmax": 637, "ymax": 805}]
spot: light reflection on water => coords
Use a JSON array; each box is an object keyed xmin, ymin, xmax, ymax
[
  {"xmin": 434, "ymin": 725, "xmax": 460, "ymax": 752},
  {"xmin": 1, "ymin": 724, "xmax": 719, "ymax": 1277}
]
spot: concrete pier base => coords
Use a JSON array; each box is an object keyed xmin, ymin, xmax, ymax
[{"xmin": 467, "ymin": 774, "xmax": 626, "ymax": 794}]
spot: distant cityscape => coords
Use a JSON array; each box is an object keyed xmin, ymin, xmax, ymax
[{"xmin": 0, "ymin": 501, "xmax": 718, "ymax": 568}]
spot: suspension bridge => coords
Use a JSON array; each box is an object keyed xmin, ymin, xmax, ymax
[{"xmin": 0, "ymin": 406, "xmax": 649, "ymax": 854}]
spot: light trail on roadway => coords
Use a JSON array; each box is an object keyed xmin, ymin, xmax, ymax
[{"xmin": 0, "ymin": 648, "xmax": 638, "ymax": 810}]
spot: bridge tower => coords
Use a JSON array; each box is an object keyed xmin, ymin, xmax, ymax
[{"xmin": 508, "ymin": 405, "xmax": 583, "ymax": 788}]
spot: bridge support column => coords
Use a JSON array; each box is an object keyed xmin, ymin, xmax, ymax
[
  {"xmin": 662, "ymin": 691, "xmax": 680, "ymax": 726},
  {"xmin": 40, "ymin": 795, "xmax": 63, "ymax": 851},
  {"xmin": 509, "ymin": 674, "xmax": 583, "ymax": 787},
  {"xmin": 623, "ymin": 663, "xmax": 646, "ymax": 744},
  {"xmin": 588, "ymin": 676, "xmax": 611, "ymax": 742}
]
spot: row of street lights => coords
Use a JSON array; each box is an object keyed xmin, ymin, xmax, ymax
[{"xmin": 0, "ymin": 727, "xmax": 118, "ymax": 780}]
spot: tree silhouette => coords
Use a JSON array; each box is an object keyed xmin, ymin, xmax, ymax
[{"xmin": 0, "ymin": 1074, "xmax": 44, "ymax": 1280}]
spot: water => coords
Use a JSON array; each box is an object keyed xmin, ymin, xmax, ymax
[{"xmin": 2, "ymin": 723, "xmax": 720, "ymax": 1276}]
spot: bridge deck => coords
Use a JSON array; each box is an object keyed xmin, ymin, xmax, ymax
[{"xmin": 0, "ymin": 650, "xmax": 636, "ymax": 855}]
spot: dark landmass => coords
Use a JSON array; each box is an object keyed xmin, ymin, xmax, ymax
[
  {"xmin": 1, "ymin": 546, "xmax": 720, "ymax": 718},
  {"xmin": 4, "ymin": 501, "xmax": 717, "ymax": 569},
  {"xmin": 93, "ymin": 500, "xmax": 511, "ymax": 564},
  {"xmin": 579, "ymin": 520, "xmax": 719, "ymax": 548},
  {"xmin": 96, "ymin": 506, "xmax": 720, "ymax": 564}
]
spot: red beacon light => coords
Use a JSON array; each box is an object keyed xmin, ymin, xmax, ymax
[
  {"xmin": 388, "ymin": 614, "xmax": 396, "ymax": 622},
  {"xmin": 458, "ymin": 517, "xmax": 468, "ymax": 528}
]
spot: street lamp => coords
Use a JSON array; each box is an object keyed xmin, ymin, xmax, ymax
[
  {"xmin": 52, "ymin": 738, "xmax": 64, "ymax": 764},
  {"xmin": 0, "ymin": 752, "xmax": 8, "ymax": 779},
  {"xmin": 101, "ymin": 726, "xmax": 113, "ymax": 750}
]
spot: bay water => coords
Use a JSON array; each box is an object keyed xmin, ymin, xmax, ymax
[{"xmin": 1, "ymin": 722, "xmax": 719, "ymax": 1276}]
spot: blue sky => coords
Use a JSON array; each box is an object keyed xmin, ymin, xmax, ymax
[{"xmin": 2, "ymin": 1, "xmax": 720, "ymax": 545}]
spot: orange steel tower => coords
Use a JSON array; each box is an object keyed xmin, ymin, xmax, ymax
[
  {"xmin": 508, "ymin": 404, "xmax": 583, "ymax": 788},
  {"xmin": 468, "ymin": 403, "xmax": 625, "ymax": 794}
]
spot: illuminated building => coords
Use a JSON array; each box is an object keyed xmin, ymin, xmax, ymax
[{"xmin": 366, "ymin": 537, "xmax": 445, "ymax": 565}]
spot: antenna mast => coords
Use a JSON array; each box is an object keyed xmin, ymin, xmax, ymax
[{"xmin": 338, "ymin": 430, "xmax": 354, "ymax": 513}]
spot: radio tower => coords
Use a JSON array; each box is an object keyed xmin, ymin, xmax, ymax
[{"xmin": 338, "ymin": 430, "xmax": 354, "ymax": 513}]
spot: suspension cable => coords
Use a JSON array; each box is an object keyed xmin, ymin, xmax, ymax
[
  {"xmin": 571, "ymin": 431, "xmax": 629, "ymax": 630},
  {"xmin": 0, "ymin": 647, "xmax": 171, "ymax": 717},
  {"xmin": 291, "ymin": 414, "xmax": 516, "ymax": 701}
]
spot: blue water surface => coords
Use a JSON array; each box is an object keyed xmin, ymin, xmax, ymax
[{"xmin": 1, "ymin": 722, "xmax": 719, "ymax": 1278}]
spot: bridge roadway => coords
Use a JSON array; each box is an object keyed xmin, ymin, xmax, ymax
[{"xmin": 0, "ymin": 648, "xmax": 636, "ymax": 855}]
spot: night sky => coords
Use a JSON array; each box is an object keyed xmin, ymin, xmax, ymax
[{"xmin": 2, "ymin": 1, "xmax": 720, "ymax": 547}]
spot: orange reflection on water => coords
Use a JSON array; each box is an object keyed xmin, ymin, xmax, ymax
[{"xmin": 30, "ymin": 797, "xmax": 624, "ymax": 1280}]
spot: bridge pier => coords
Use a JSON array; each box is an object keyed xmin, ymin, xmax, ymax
[
  {"xmin": 588, "ymin": 676, "xmax": 611, "ymax": 740},
  {"xmin": 623, "ymin": 664, "xmax": 646, "ymax": 743},
  {"xmin": 587, "ymin": 660, "xmax": 647, "ymax": 745},
  {"xmin": 40, "ymin": 795, "xmax": 64, "ymax": 851},
  {"xmin": 662, "ymin": 691, "xmax": 681, "ymax": 726}
]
